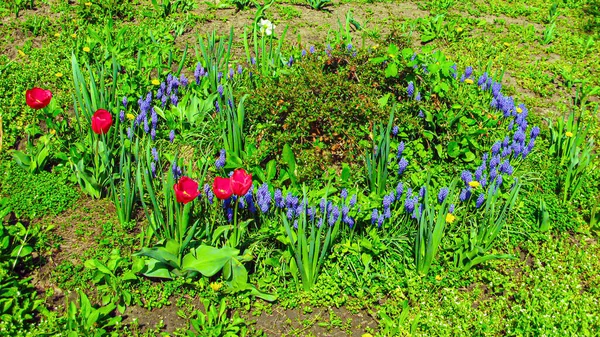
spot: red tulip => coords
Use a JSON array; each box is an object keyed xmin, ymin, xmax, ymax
[
  {"xmin": 25, "ymin": 87, "xmax": 52, "ymax": 109},
  {"xmin": 91, "ymin": 109, "xmax": 113, "ymax": 134},
  {"xmin": 231, "ymin": 168, "xmax": 252, "ymax": 196},
  {"xmin": 174, "ymin": 176, "xmax": 200, "ymax": 204},
  {"xmin": 213, "ymin": 176, "xmax": 233, "ymax": 200}
]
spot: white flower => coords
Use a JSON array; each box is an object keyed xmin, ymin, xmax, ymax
[{"xmin": 258, "ymin": 19, "xmax": 275, "ymax": 36}]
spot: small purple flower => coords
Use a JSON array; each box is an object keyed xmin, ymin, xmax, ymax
[
  {"xmin": 127, "ymin": 127, "xmax": 133, "ymax": 139},
  {"xmin": 341, "ymin": 188, "xmax": 348, "ymax": 200},
  {"xmin": 397, "ymin": 142, "xmax": 405, "ymax": 158},
  {"xmin": 250, "ymin": 57, "xmax": 256, "ymax": 65},
  {"xmin": 407, "ymin": 81, "xmax": 414, "ymax": 97},
  {"xmin": 459, "ymin": 188, "xmax": 471, "ymax": 202},
  {"xmin": 329, "ymin": 206, "xmax": 340, "ymax": 226},
  {"xmin": 490, "ymin": 155, "xmax": 500, "ymax": 169},
  {"xmin": 418, "ymin": 110, "xmax": 425, "ymax": 118},
  {"xmin": 217, "ymin": 85, "xmax": 224, "ymax": 97},
  {"xmin": 438, "ymin": 187, "xmax": 449, "ymax": 204},
  {"xmin": 398, "ymin": 158, "xmax": 409, "ymax": 175},
  {"xmin": 301, "ymin": 49, "xmax": 307, "ymax": 57},
  {"xmin": 476, "ymin": 193, "xmax": 485, "ymax": 208},
  {"xmin": 171, "ymin": 160, "xmax": 182, "ymax": 180},
  {"xmin": 143, "ymin": 117, "xmax": 150, "ymax": 134},
  {"xmin": 257, "ymin": 183, "xmax": 271, "ymax": 213},
  {"xmin": 414, "ymin": 91, "xmax": 421, "ymax": 101},
  {"xmin": 215, "ymin": 100, "xmax": 220, "ymax": 113},
  {"xmin": 491, "ymin": 141, "xmax": 501, "ymax": 155},
  {"xmin": 377, "ymin": 215, "xmax": 384, "ymax": 228},
  {"xmin": 349, "ymin": 194, "xmax": 358, "ymax": 208},
  {"xmin": 496, "ymin": 175, "xmax": 503, "ymax": 187},
  {"xmin": 371, "ymin": 209, "xmax": 378, "ymax": 225},
  {"xmin": 492, "ymin": 82, "xmax": 502, "ymax": 97},
  {"xmin": 396, "ymin": 182, "xmax": 404, "ymax": 198},
  {"xmin": 215, "ymin": 149, "xmax": 226, "ymax": 169},
  {"xmin": 384, "ymin": 207, "xmax": 391, "ymax": 219},
  {"xmin": 478, "ymin": 72, "xmax": 488, "ymax": 87},
  {"xmin": 287, "ymin": 56, "xmax": 294, "ymax": 67},
  {"xmin": 150, "ymin": 162, "xmax": 156, "ymax": 178},
  {"xmin": 152, "ymin": 147, "xmax": 159, "ymax": 162},
  {"xmin": 382, "ymin": 195, "xmax": 393, "ymax": 209},
  {"xmin": 237, "ymin": 64, "xmax": 243, "ymax": 75},
  {"xmin": 449, "ymin": 204, "xmax": 455, "ymax": 213},
  {"xmin": 392, "ymin": 125, "xmax": 399, "ymax": 137},
  {"xmin": 491, "ymin": 98, "xmax": 498, "ymax": 109},
  {"xmin": 461, "ymin": 170, "xmax": 472, "ymax": 185},
  {"xmin": 501, "ymin": 146, "xmax": 512, "ymax": 158},
  {"xmin": 530, "ymin": 126, "xmax": 540, "ymax": 140},
  {"xmin": 419, "ymin": 186, "xmax": 426, "ymax": 199},
  {"xmin": 464, "ymin": 66, "xmax": 473, "ymax": 78},
  {"xmin": 119, "ymin": 110, "xmax": 125, "ymax": 123},
  {"xmin": 151, "ymin": 108, "xmax": 158, "ymax": 128},
  {"xmin": 180, "ymin": 74, "xmax": 188, "ymax": 87},
  {"xmin": 204, "ymin": 183, "xmax": 214, "ymax": 204},
  {"xmin": 309, "ymin": 45, "xmax": 315, "ymax": 54},
  {"xmin": 405, "ymin": 196, "xmax": 415, "ymax": 214},
  {"xmin": 170, "ymin": 94, "xmax": 178, "ymax": 106},
  {"xmin": 122, "ymin": 96, "xmax": 128, "ymax": 108},
  {"xmin": 274, "ymin": 189, "xmax": 284, "ymax": 208},
  {"xmin": 228, "ymin": 68, "xmax": 234, "ymax": 80},
  {"xmin": 169, "ymin": 130, "xmax": 175, "ymax": 143}
]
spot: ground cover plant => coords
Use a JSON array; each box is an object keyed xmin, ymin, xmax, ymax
[{"xmin": 0, "ymin": 0, "xmax": 599, "ymax": 336}]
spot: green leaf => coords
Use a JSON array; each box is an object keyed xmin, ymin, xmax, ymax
[
  {"xmin": 134, "ymin": 246, "xmax": 180, "ymax": 269},
  {"xmin": 462, "ymin": 151, "xmax": 476, "ymax": 162},
  {"xmin": 384, "ymin": 62, "xmax": 398, "ymax": 78},
  {"xmin": 182, "ymin": 245, "xmax": 239, "ymax": 277},
  {"xmin": 266, "ymin": 159, "xmax": 277, "ymax": 182},
  {"xmin": 447, "ymin": 142, "xmax": 460, "ymax": 158},
  {"xmin": 141, "ymin": 260, "xmax": 173, "ymax": 279},
  {"xmin": 10, "ymin": 244, "xmax": 32, "ymax": 258},
  {"xmin": 377, "ymin": 93, "xmax": 391, "ymax": 108}
]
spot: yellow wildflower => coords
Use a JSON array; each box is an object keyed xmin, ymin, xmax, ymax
[
  {"xmin": 71, "ymin": 33, "xmax": 77, "ymax": 38},
  {"xmin": 362, "ymin": 334, "xmax": 374, "ymax": 337},
  {"xmin": 468, "ymin": 181, "xmax": 480, "ymax": 188},
  {"xmin": 126, "ymin": 113, "xmax": 135, "ymax": 121},
  {"xmin": 435, "ymin": 275, "xmax": 442, "ymax": 281},
  {"xmin": 85, "ymin": 2, "xmax": 92, "ymax": 6},
  {"xmin": 17, "ymin": 50, "xmax": 26, "ymax": 57},
  {"xmin": 516, "ymin": 107, "xmax": 523, "ymax": 113},
  {"xmin": 55, "ymin": 72, "xmax": 63, "ymax": 78},
  {"xmin": 464, "ymin": 78, "xmax": 474, "ymax": 84},
  {"xmin": 504, "ymin": 42, "xmax": 510, "ymax": 47},
  {"xmin": 446, "ymin": 213, "xmax": 456, "ymax": 223},
  {"xmin": 54, "ymin": 33, "xmax": 61, "ymax": 37},
  {"xmin": 50, "ymin": 129, "xmax": 56, "ymax": 135},
  {"xmin": 83, "ymin": 46, "xmax": 91, "ymax": 53},
  {"xmin": 151, "ymin": 79, "xmax": 160, "ymax": 86},
  {"xmin": 566, "ymin": 131, "xmax": 574, "ymax": 138},
  {"xmin": 209, "ymin": 282, "xmax": 222, "ymax": 291},
  {"xmin": 456, "ymin": 27, "xmax": 463, "ymax": 33}
]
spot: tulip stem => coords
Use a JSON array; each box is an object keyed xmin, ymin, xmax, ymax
[{"xmin": 231, "ymin": 197, "xmax": 240, "ymax": 248}]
